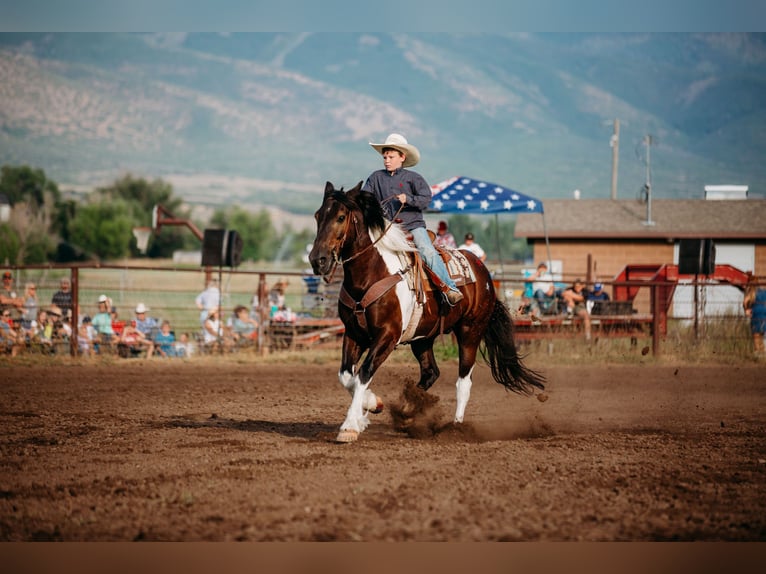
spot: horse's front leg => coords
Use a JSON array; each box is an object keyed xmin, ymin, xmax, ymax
[{"xmin": 336, "ymin": 333, "xmax": 397, "ymax": 443}]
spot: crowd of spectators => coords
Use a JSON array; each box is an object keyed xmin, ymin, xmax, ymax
[{"xmin": 1, "ymin": 271, "xmax": 262, "ymax": 359}]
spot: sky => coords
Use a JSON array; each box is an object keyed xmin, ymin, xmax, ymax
[{"xmin": 1, "ymin": 0, "xmax": 765, "ymax": 32}]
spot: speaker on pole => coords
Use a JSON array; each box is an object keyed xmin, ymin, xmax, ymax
[
  {"xmin": 202, "ymin": 229, "xmax": 244, "ymax": 267},
  {"xmin": 225, "ymin": 230, "xmax": 243, "ymax": 267},
  {"xmin": 678, "ymin": 239, "xmax": 715, "ymax": 275},
  {"xmin": 201, "ymin": 229, "xmax": 226, "ymax": 267}
]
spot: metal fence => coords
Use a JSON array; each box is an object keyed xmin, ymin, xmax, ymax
[{"xmin": 1, "ymin": 263, "xmax": 761, "ymax": 359}]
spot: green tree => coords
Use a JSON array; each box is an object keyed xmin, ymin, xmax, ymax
[
  {"xmin": 0, "ymin": 165, "xmax": 61, "ymax": 264},
  {"xmin": 0, "ymin": 165, "xmax": 60, "ymax": 210},
  {"xmin": 68, "ymin": 199, "xmax": 135, "ymax": 260},
  {"xmin": 94, "ymin": 174, "xmax": 190, "ymax": 257}
]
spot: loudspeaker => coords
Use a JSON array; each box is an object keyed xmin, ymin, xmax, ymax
[
  {"xmin": 225, "ymin": 230, "xmax": 243, "ymax": 267},
  {"xmin": 201, "ymin": 229, "xmax": 226, "ymax": 267},
  {"xmin": 678, "ymin": 239, "xmax": 715, "ymax": 275},
  {"xmin": 201, "ymin": 229, "xmax": 244, "ymax": 267}
]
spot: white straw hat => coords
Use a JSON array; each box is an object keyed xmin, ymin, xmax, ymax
[{"xmin": 369, "ymin": 133, "xmax": 420, "ymax": 168}]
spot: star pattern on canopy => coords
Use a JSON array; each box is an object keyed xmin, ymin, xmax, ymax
[{"xmin": 430, "ymin": 176, "xmax": 543, "ymax": 214}]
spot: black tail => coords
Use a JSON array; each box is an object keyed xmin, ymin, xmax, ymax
[{"xmin": 481, "ymin": 300, "xmax": 545, "ymax": 395}]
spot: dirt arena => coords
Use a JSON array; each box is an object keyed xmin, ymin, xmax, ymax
[{"xmin": 1, "ymin": 359, "xmax": 765, "ymax": 541}]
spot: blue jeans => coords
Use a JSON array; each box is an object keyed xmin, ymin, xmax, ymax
[{"xmin": 410, "ymin": 227, "xmax": 458, "ymax": 291}]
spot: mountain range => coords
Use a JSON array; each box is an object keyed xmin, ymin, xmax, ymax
[{"xmin": 1, "ymin": 32, "xmax": 765, "ymax": 224}]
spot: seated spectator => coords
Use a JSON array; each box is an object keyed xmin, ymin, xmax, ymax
[
  {"xmin": 77, "ymin": 317, "xmax": 95, "ymax": 357},
  {"xmin": 1, "ymin": 270, "xmax": 24, "ymax": 315},
  {"xmin": 458, "ymin": 232, "xmax": 487, "ymax": 262},
  {"xmin": 1, "ymin": 308, "xmax": 24, "ymax": 357},
  {"xmin": 587, "ymin": 282, "xmax": 610, "ymax": 302},
  {"xmin": 268, "ymin": 279, "xmax": 289, "ymax": 315},
  {"xmin": 29, "ymin": 309, "xmax": 52, "ymax": 347},
  {"xmin": 203, "ymin": 306, "xmax": 232, "ymax": 352},
  {"xmin": 47, "ymin": 305, "xmax": 71, "ymax": 351},
  {"xmin": 527, "ymin": 262, "xmax": 558, "ymax": 322},
  {"xmin": 175, "ymin": 332, "xmax": 193, "ymax": 358},
  {"xmin": 229, "ymin": 305, "xmax": 258, "ymax": 343},
  {"xmin": 110, "ymin": 306, "xmax": 125, "ymax": 336},
  {"xmin": 134, "ymin": 303, "xmax": 159, "ymax": 340},
  {"xmin": 21, "ymin": 283, "xmax": 39, "ymax": 331},
  {"xmin": 434, "ymin": 220, "xmax": 457, "ymax": 249},
  {"xmin": 92, "ymin": 295, "xmax": 120, "ymax": 347},
  {"xmin": 118, "ymin": 320, "xmax": 155, "ymax": 358},
  {"xmin": 51, "ymin": 277, "xmax": 73, "ymax": 318},
  {"xmin": 561, "ymin": 279, "xmax": 592, "ymax": 341},
  {"xmin": 154, "ymin": 320, "xmax": 178, "ymax": 358}
]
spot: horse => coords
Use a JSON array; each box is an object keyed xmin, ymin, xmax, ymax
[{"xmin": 309, "ymin": 181, "xmax": 545, "ymax": 443}]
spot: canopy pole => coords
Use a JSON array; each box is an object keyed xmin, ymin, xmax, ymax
[
  {"xmin": 493, "ymin": 213, "xmax": 504, "ymax": 277},
  {"xmin": 542, "ymin": 211, "xmax": 553, "ymax": 269}
]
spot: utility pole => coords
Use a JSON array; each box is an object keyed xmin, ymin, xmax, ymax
[
  {"xmin": 610, "ymin": 119, "xmax": 619, "ymax": 200},
  {"xmin": 643, "ymin": 134, "xmax": 655, "ymax": 226}
]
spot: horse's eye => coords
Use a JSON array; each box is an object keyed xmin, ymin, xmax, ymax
[{"xmin": 337, "ymin": 214, "xmax": 346, "ymax": 223}]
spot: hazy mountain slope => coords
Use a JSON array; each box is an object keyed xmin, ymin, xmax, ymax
[{"xmin": 0, "ymin": 32, "xmax": 763, "ymax": 215}]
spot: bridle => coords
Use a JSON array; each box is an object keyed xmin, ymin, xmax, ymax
[{"xmin": 322, "ymin": 196, "xmax": 404, "ymax": 282}]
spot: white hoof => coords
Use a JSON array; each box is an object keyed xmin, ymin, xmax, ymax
[{"xmin": 335, "ymin": 429, "xmax": 359, "ymax": 443}]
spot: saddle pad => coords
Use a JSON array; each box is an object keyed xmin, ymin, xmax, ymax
[{"xmin": 442, "ymin": 248, "xmax": 476, "ymax": 286}]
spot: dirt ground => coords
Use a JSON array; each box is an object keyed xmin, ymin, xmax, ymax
[{"xmin": 1, "ymin": 358, "xmax": 765, "ymax": 541}]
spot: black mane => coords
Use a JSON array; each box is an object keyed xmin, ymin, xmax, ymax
[{"xmin": 328, "ymin": 182, "xmax": 387, "ymax": 236}]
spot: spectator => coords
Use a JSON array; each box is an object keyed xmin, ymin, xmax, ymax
[
  {"xmin": 118, "ymin": 319, "xmax": 155, "ymax": 358},
  {"xmin": 363, "ymin": 133, "xmax": 463, "ymax": 305},
  {"xmin": 51, "ymin": 277, "xmax": 73, "ymax": 318},
  {"xmin": 561, "ymin": 279, "xmax": 592, "ymax": 341},
  {"xmin": 110, "ymin": 306, "xmax": 125, "ymax": 337},
  {"xmin": 434, "ymin": 220, "xmax": 457, "ymax": 249},
  {"xmin": 48, "ymin": 305, "xmax": 71, "ymax": 344},
  {"xmin": 202, "ymin": 306, "xmax": 231, "ymax": 352},
  {"xmin": 21, "ymin": 283, "xmax": 39, "ymax": 330},
  {"xmin": 134, "ymin": 303, "xmax": 159, "ymax": 340},
  {"xmin": 175, "ymin": 332, "xmax": 193, "ymax": 358},
  {"xmin": 587, "ymin": 282, "xmax": 610, "ymax": 302},
  {"xmin": 458, "ymin": 233, "xmax": 487, "ymax": 262},
  {"xmin": 229, "ymin": 305, "xmax": 258, "ymax": 343},
  {"xmin": 195, "ymin": 278, "xmax": 220, "ymax": 327},
  {"xmin": 154, "ymin": 320, "xmax": 178, "ymax": 358},
  {"xmin": 77, "ymin": 317, "xmax": 95, "ymax": 357},
  {"xmin": 268, "ymin": 279, "xmax": 288, "ymax": 314},
  {"xmin": 527, "ymin": 262, "xmax": 557, "ymax": 322},
  {"xmin": 743, "ymin": 276, "xmax": 766, "ymax": 358},
  {"xmin": 92, "ymin": 294, "xmax": 119, "ymax": 347},
  {"xmin": 1, "ymin": 308, "xmax": 24, "ymax": 357},
  {"xmin": 1, "ymin": 270, "xmax": 23, "ymax": 314}
]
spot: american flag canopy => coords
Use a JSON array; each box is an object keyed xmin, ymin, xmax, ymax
[{"xmin": 429, "ymin": 176, "xmax": 544, "ymax": 214}]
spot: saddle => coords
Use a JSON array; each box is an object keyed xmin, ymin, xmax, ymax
[{"xmin": 337, "ymin": 237, "xmax": 476, "ymax": 340}]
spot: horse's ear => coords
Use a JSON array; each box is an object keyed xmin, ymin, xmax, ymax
[
  {"xmin": 324, "ymin": 181, "xmax": 335, "ymax": 197},
  {"xmin": 352, "ymin": 181, "xmax": 363, "ymax": 192}
]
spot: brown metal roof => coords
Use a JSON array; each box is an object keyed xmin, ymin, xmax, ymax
[{"xmin": 515, "ymin": 199, "xmax": 766, "ymax": 239}]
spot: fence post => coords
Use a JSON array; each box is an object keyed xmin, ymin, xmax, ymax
[
  {"xmin": 651, "ymin": 281, "xmax": 661, "ymax": 356},
  {"xmin": 70, "ymin": 267, "xmax": 79, "ymax": 357}
]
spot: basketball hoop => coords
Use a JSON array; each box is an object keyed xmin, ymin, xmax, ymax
[{"xmin": 132, "ymin": 226, "xmax": 153, "ymax": 254}]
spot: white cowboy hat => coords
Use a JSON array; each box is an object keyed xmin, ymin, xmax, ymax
[
  {"xmin": 135, "ymin": 303, "xmax": 149, "ymax": 314},
  {"xmin": 369, "ymin": 133, "xmax": 420, "ymax": 168}
]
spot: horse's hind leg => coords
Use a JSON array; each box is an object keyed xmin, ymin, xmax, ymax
[
  {"xmin": 411, "ymin": 338, "xmax": 440, "ymax": 391},
  {"xmin": 454, "ymin": 334, "xmax": 482, "ymax": 423}
]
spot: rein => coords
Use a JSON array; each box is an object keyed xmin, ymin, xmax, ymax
[{"xmin": 325, "ymin": 198, "xmax": 404, "ymax": 283}]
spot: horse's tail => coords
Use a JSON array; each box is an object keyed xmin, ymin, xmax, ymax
[{"xmin": 481, "ymin": 300, "xmax": 546, "ymax": 395}]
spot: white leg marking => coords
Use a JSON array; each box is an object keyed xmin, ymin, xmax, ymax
[
  {"xmin": 340, "ymin": 369, "xmax": 380, "ymax": 412},
  {"xmin": 454, "ymin": 366, "xmax": 474, "ymax": 423}
]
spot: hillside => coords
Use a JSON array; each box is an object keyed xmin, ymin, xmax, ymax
[{"xmin": 1, "ymin": 32, "xmax": 764, "ymax": 218}]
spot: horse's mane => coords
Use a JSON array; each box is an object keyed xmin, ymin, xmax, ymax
[{"xmin": 352, "ymin": 188, "xmax": 414, "ymax": 254}]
